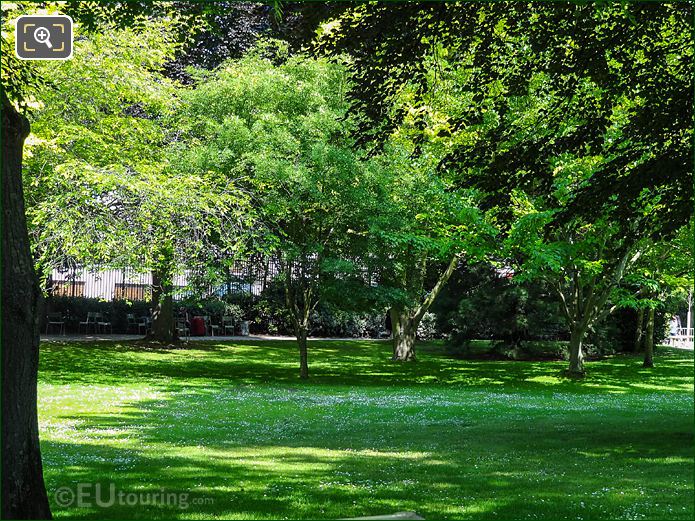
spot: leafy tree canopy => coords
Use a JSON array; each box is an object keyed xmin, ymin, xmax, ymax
[{"xmin": 23, "ymin": 17, "xmax": 246, "ymax": 281}]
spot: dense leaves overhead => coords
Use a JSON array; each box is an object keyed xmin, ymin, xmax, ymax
[
  {"xmin": 451, "ymin": 3, "xmax": 693, "ymax": 239},
  {"xmin": 316, "ymin": 2, "xmax": 693, "ymax": 240},
  {"xmin": 175, "ymin": 43, "xmax": 374, "ymax": 287},
  {"xmin": 5, "ymin": 1, "xmax": 691, "ymax": 370}
]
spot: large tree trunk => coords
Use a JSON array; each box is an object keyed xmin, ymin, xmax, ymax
[
  {"xmin": 150, "ymin": 267, "xmax": 174, "ymax": 343},
  {"xmin": 390, "ymin": 255, "xmax": 460, "ymax": 362},
  {"xmin": 297, "ymin": 325, "xmax": 309, "ymax": 379},
  {"xmin": 643, "ymin": 307, "xmax": 655, "ymax": 368},
  {"xmin": 2, "ymin": 96, "xmax": 52, "ymax": 519},
  {"xmin": 567, "ymin": 324, "xmax": 586, "ymax": 375},
  {"xmin": 148, "ymin": 242, "xmax": 175, "ymax": 343},
  {"xmin": 391, "ymin": 307, "xmax": 417, "ymax": 361},
  {"xmin": 634, "ymin": 307, "xmax": 645, "ymax": 352}
]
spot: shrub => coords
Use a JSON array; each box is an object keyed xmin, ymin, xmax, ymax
[
  {"xmin": 436, "ymin": 264, "xmax": 584, "ymax": 356},
  {"xmin": 416, "ymin": 312, "xmax": 439, "ymax": 340},
  {"xmin": 309, "ymin": 304, "xmax": 387, "ymax": 338}
]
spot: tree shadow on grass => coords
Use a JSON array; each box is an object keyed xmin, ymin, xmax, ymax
[
  {"xmin": 41, "ymin": 379, "xmax": 694, "ymax": 520},
  {"xmin": 39, "ymin": 340, "xmax": 693, "ymax": 518}
]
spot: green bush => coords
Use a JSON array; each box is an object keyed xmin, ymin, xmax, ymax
[
  {"xmin": 416, "ymin": 312, "xmax": 439, "ymax": 340},
  {"xmin": 243, "ymin": 281, "xmax": 387, "ymax": 338},
  {"xmin": 247, "ymin": 297, "xmax": 292, "ymax": 335},
  {"xmin": 309, "ymin": 304, "xmax": 386, "ymax": 338}
]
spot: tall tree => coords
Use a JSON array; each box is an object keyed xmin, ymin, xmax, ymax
[
  {"xmin": 2, "ymin": 94, "xmax": 52, "ymax": 520},
  {"xmin": 458, "ymin": 5, "xmax": 692, "ymax": 374},
  {"xmin": 617, "ymin": 223, "xmax": 694, "ymax": 368},
  {"xmin": 316, "ymin": 3, "xmax": 692, "ymax": 226},
  {"xmin": 1, "ymin": 2, "xmax": 173, "ymax": 509},
  {"xmin": 2, "ymin": 4, "xmax": 53, "ymax": 516},
  {"xmin": 335, "ymin": 3, "xmax": 693, "ymax": 373},
  {"xmin": 367, "ymin": 149, "xmax": 493, "ymax": 361},
  {"xmin": 366, "ymin": 59, "xmax": 497, "ymax": 361},
  {"xmin": 177, "ymin": 44, "xmax": 373, "ymax": 377},
  {"xmin": 24, "ymin": 19, "xmax": 247, "ymax": 343}
]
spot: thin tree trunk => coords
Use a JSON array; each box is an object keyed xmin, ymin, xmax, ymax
[
  {"xmin": 643, "ymin": 307, "xmax": 655, "ymax": 368},
  {"xmin": 568, "ymin": 324, "xmax": 586, "ymax": 375},
  {"xmin": 225, "ymin": 266, "xmax": 232, "ymax": 297},
  {"xmin": 282, "ymin": 260, "xmax": 313, "ymax": 379},
  {"xmin": 390, "ymin": 306, "xmax": 400, "ymax": 358},
  {"xmin": 634, "ymin": 307, "xmax": 645, "ymax": 352},
  {"xmin": 148, "ymin": 241, "xmax": 175, "ymax": 343},
  {"xmin": 1, "ymin": 96, "xmax": 53, "ymax": 519},
  {"xmin": 297, "ymin": 325, "xmax": 309, "ymax": 379}
]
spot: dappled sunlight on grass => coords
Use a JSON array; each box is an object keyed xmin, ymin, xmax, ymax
[
  {"xmin": 38, "ymin": 340, "xmax": 694, "ymax": 519},
  {"xmin": 39, "ymin": 339, "xmax": 695, "ymax": 394}
]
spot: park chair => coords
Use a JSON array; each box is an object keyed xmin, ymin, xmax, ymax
[
  {"xmin": 137, "ymin": 316, "xmax": 150, "ymax": 335},
  {"xmin": 46, "ymin": 312, "xmax": 65, "ymax": 335},
  {"xmin": 176, "ymin": 318, "xmax": 190, "ymax": 342},
  {"xmin": 98, "ymin": 313, "xmax": 112, "ymax": 334},
  {"xmin": 126, "ymin": 313, "xmax": 138, "ymax": 334},
  {"xmin": 222, "ymin": 315, "xmax": 235, "ymax": 335},
  {"xmin": 79, "ymin": 312, "xmax": 99, "ymax": 334},
  {"xmin": 202, "ymin": 315, "xmax": 219, "ymax": 336}
]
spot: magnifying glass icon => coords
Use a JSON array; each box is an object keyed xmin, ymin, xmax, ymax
[{"xmin": 33, "ymin": 26, "xmax": 52, "ymax": 49}]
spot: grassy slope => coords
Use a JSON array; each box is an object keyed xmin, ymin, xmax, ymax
[{"xmin": 38, "ymin": 340, "xmax": 694, "ymax": 520}]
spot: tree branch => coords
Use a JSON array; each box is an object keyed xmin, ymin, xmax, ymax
[{"xmin": 411, "ymin": 254, "xmax": 460, "ymax": 325}]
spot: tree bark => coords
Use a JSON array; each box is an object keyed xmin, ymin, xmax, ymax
[
  {"xmin": 150, "ymin": 267, "xmax": 174, "ymax": 343},
  {"xmin": 282, "ymin": 257, "xmax": 316, "ymax": 379},
  {"xmin": 297, "ymin": 325, "xmax": 309, "ymax": 379},
  {"xmin": 567, "ymin": 324, "xmax": 586, "ymax": 375},
  {"xmin": 148, "ymin": 241, "xmax": 175, "ymax": 343},
  {"xmin": 390, "ymin": 307, "xmax": 417, "ymax": 361},
  {"xmin": 390, "ymin": 255, "xmax": 460, "ymax": 361},
  {"xmin": 2, "ymin": 96, "xmax": 53, "ymax": 519},
  {"xmin": 554, "ymin": 243, "xmax": 644, "ymax": 375},
  {"xmin": 634, "ymin": 307, "xmax": 645, "ymax": 352},
  {"xmin": 643, "ymin": 307, "xmax": 655, "ymax": 368}
]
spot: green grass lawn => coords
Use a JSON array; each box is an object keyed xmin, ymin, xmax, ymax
[{"xmin": 38, "ymin": 340, "xmax": 694, "ymax": 520}]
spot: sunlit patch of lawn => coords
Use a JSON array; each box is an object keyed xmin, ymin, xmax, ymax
[{"xmin": 38, "ymin": 340, "xmax": 694, "ymax": 519}]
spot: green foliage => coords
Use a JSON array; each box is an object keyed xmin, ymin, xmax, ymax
[
  {"xmin": 441, "ymin": 266, "xmax": 564, "ymax": 341},
  {"xmin": 176, "ymin": 43, "xmax": 378, "ymax": 335},
  {"xmin": 23, "ymin": 18, "xmax": 247, "ymax": 287},
  {"xmin": 415, "ymin": 312, "xmax": 439, "ymax": 340},
  {"xmin": 15, "ymin": 2, "xmax": 691, "ymax": 351},
  {"xmin": 619, "ymin": 223, "xmax": 694, "ymax": 309},
  {"xmin": 1, "ymin": 2, "xmax": 52, "ymax": 106},
  {"xmin": 363, "ymin": 66, "xmax": 498, "ymax": 313},
  {"xmin": 23, "ymin": 17, "xmax": 174, "ymax": 270},
  {"xmin": 317, "ymin": 3, "xmax": 691, "ymax": 348},
  {"xmin": 174, "ymin": 298, "xmax": 244, "ymax": 323},
  {"xmin": 1, "ymin": 1, "xmax": 186, "ymax": 106},
  {"xmin": 309, "ymin": 304, "xmax": 387, "ymax": 339}
]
